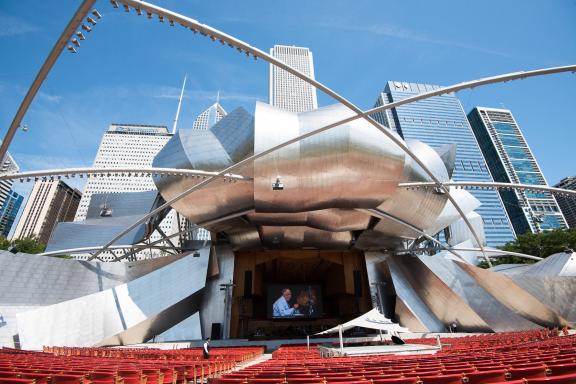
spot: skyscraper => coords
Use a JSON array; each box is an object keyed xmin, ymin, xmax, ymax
[
  {"xmin": 74, "ymin": 123, "xmax": 178, "ymax": 260},
  {"xmin": 0, "ymin": 190, "xmax": 23, "ymax": 238},
  {"xmin": 269, "ymin": 45, "xmax": 318, "ymax": 112},
  {"xmin": 554, "ymin": 176, "xmax": 576, "ymax": 228},
  {"xmin": 468, "ymin": 107, "xmax": 567, "ymax": 234},
  {"xmin": 12, "ymin": 180, "xmax": 81, "ymax": 244},
  {"xmin": 192, "ymin": 100, "xmax": 226, "ymax": 130},
  {"xmin": 187, "ymin": 100, "xmax": 228, "ymax": 241},
  {"xmin": 0, "ymin": 153, "xmax": 19, "ymax": 212},
  {"xmin": 374, "ymin": 82, "xmax": 516, "ymax": 247}
]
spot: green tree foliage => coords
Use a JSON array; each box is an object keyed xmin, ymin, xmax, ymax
[
  {"xmin": 0, "ymin": 235, "xmax": 46, "ymax": 254},
  {"xmin": 478, "ymin": 228, "xmax": 576, "ymax": 268}
]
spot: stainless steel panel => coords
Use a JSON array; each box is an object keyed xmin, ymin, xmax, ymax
[
  {"xmin": 247, "ymin": 209, "xmax": 370, "ymax": 231},
  {"xmin": 457, "ymin": 261, "xmax": 570, "ymax": 327},
  {"xmin": 419, "ymin": 254, "xmax": 539, "ymax": 331},
  {"xmin": 388, "ymin": 255, "xmax": 492, "ymax": 332},
  {"xmin": 153, "ymin": 107, "xmax": 255, "ymax": 225},
  {"xmin": 259, "ymin": 226, "xmax": 352, "ymax": 249},
  {"xmin": 373, "ymin": 140, "xmax": 449, "ymax": 239},
  {"xmin": 253, "ymin": 102, "xmax": 405, "ymax": 213}
]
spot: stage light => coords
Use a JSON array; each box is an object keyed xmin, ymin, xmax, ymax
[
  {"xmin": 67, "ymin": 45, "xmax": 77, "ymax": 53},
  {"xmin": 272, "ymin": 177, "xmax": 284, "ymax": 191},
  {"xmin": 159, "ymin": 15, "xmax": 164, "ymax": 22},
  {"xmin": 76, "ymin": 31, "xmax": 85, "ymax": 40},
  {"xmin": 136, "ymin": 8, "xmax": 142, "ymax": 16},
  {"xmin": 72, "ymin": 38, "xmax": 80, "ymax": 48},
  {"xmin": 92, "ymin": 9, "xmax": 102, "ymax": 19},
  {"xmin": 81, "ymin": 24, "xmax": 92, "ymax": 32},
  {"xmin": 122, "ymin": 4, "xmax": 129, "ymax": 12},
  {"xmin": 147, "ymin": 11, "xmax": 152, "ymax": 19},
  {"xmin": 87, "ymin": 17, "xmax": 97, "ymax": 25},
  {"xmin": 110, "ymin": 0, "xmax": 119, "ymax": 8},
  {"xmin": 169, "ymin": 19, "xmax": 174, "ymax": 26}
]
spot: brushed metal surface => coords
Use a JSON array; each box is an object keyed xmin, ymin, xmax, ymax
[
  {"xmin": 247, "ymin": 209, "xmax": 371, "ymax": 232},
  {"xmin": 374, "ymin": 140, "xmax": 449, "ymax": 237},
  {"xmin": 153, "ymin": 107, "xmax": 255, "ymax": 225},
  {"xmin": 419, "ymin": 254, "xmax": 539, "ymax": 331},
  {"xmin": 457, "ymin": 261, "xmax": 570, "ymax": 327},
  {"xmin": 388, "ymin": 255, "xmax": 492, "ymax": 332},
  {"xmin": 259, "ymin": 225, "xmax": 352, "ymax": 249},
  {"xmin": 253, "ymin": 102, "xmax": 405, "ymax": 213}
]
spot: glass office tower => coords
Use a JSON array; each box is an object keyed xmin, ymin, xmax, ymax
[
  {"xmin": 468, "ymin": 107, "xmax": 567, "ymax": 234},
  {"xmin": 373, "ymin": 81, "xmax": 516, "ymax": 247}
]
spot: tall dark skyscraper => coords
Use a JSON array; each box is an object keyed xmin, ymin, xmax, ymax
[
  {"xmin": 0, "ymin": 190, "xmax": 23, "ymax": 238},
  {"xmin": 553, "ymin": 176, "xmax": 576, "ymax": 229},
  {"xmin": 468, "ymin": 107, "xmax": 567, "ymax": 235},
  {"xmin": 373, "ymin": 81, "xmax": 516, "ymax": 247}
]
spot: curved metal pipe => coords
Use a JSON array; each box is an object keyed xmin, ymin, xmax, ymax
[
  {"xmin": 399, "ymin": 181, "xmax": 576, "ymax": 197},
  {"xmin": 107, "ymin": 0, "xmax": 574, "ymax": 264},
  {"xmin": 404, "ymin": 246, "xmax": 543, "ymax": 262},
  {"xmin": 9, "ymin": 0, "xmax": 573, "ymax": 262},
  {"xmin": 360, "ymin": 208, "xmax": 468, "ymax": 262},
  {"xmin": 0, "ymin": 0, "xmax": 97, "ymax": 162},
  {"xmin": 0, "ymin": 167, "xmax": 251, "ymax": 182}
]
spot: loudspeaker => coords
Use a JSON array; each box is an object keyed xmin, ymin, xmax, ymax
[
  {"xmin": 243, "ymin": 270, "xmax": 253, "ymax": 298},
  {"xmin": 353, "ymin": 270, "xmax": 362, "ymax": 298},
  {"xmin": 210, "ymin": 323, "xmax": 222, "ymax": 340}
]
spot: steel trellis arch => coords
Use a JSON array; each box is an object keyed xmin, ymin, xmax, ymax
[
  {"xmin": 0, "ymin": 167, "xmax": 251, "ymax": 182},
  {"xmin": 3, "ymin": 0, "xmax": 574, "ymax": 262},
  {"xmin": 89, "ymin": 0, "xmax": 575, "ymax": 262}
]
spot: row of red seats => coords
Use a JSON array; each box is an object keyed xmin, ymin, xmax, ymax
[
  {"xmin": 0, "ymin": 345, "xmax": 263, "ymax": 384},
  {"xmin": 211, "ymin": 331, "xmax": 576, "ymax": 384}
]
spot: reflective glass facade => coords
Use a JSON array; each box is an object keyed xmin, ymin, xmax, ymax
[
  {"xmin": 468, "ymin": 107, "xmax": 567, "ymax": 234},
  {"xmin": 553, "ymin": 176, "xmax": 576, "ymax": 228},
  {"xmin": 0, "ymin": 190, "xmax": 23, "ymax": 238},
  {"xmin": 374, "ymin": 82, "xmax": 516, "ymax": 247}
]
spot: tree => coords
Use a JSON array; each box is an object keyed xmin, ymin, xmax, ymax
[
  {"xmin": 0, "ymin": 236, "xmax": 11, "ymax": 250},
  {"xmin": 11, "ymin": 236, "xmax": 46, "ymax": 254},
  {"xmin": 478, "ymin": 228, "xmax": 576, "ymax": 268},
  {"xmin": 0, "ymin": 235, "xmax": 46, "ymax": 254}
]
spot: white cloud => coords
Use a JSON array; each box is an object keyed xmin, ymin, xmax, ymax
[
  {"xmin": 0, "ymin": 13, "xmax": 39, "ymax": 37},
  {"xmin": 318, "ymin": 19, "xmax": 511, "ymax": 58},
  {"xmin": 153, "ymin": 86, "xmax": 263, "ymax": 103}
]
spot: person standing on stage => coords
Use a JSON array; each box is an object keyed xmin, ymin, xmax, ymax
[{"xmin": 203, "ymin": 337, "xmax": 210, "ymax": 359}]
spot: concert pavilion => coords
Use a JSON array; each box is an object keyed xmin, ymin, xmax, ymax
[{"xmin": 1, "ymin": 0, "xmax": 576, "ymax": 354}]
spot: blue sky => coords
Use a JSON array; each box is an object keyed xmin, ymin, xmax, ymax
[{"xmin": 0, "ymin": 0, "xmax": 575, "ymax": 202}]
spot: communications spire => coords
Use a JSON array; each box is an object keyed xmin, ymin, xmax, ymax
[{"xmin": 172, "ymin": 74, "xmax": 187, "ymax": 134}]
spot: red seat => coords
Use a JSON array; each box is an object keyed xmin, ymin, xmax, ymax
[
  {"xmin": 371, "ymin": 379, "xmax": 419, "ymax": 384},
  {"xmin": 546, "ymin": 363, "xmax": 576, "ymax": 376},
  {"xmin": 419, "ymin": 373, "xmax": 463, "ymax": 384},
  {"xmin": 50, "ymin": 374, "xmax": 85, "ymax": 384},
  {"xmin": 508, "ymin": 366, "xmax": 547, "ymax": 380},
  {"xmin": 464, "ymin": 369, "xmax": 507, "ymax": 384},
  {"xmin": 17, "ymin": 374, "xmax": 50, "ymax": 384},
  {"xmin": 0, "ymin": 380, "xmax": 36, "ymax": 384},
  {"xmin": 247, "ymin": 379, "xmax": 284, "ymax": 384},
  {"xmin": 285, "ymin": 379, "xmax": 323, "ymax": 384},
  {"xmin": 212, "ymin": 379, "xmax": 248, "ymax": 384},
  {"xmin": 525, "ymin": 373, "xmax": 576, "ymax": 384},
  {"xmin": 0, "ymin": 373, "xmax": 19, "ymax": 379}
]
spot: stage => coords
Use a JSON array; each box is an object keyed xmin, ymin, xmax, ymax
[{"xmin": 318, "ymin": 343, "xmax": 440, "ymax": 357}]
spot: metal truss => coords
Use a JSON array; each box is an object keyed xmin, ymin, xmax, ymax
[
  {"xmin": 0, "ymin": 167, "xmax": 251, "ymax": 182},
  {"xmin": 3, "ymin": 0, "xmax": 575, "ymax": 263}
]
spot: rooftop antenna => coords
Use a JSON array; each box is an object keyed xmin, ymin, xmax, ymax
[
  {"xmin": 172, "ymin": 74, "xmax": 187, "ymax": 134},
  {"xmin": 216, "ymin": 90, "xmax": 220, "ymax": 105}
]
